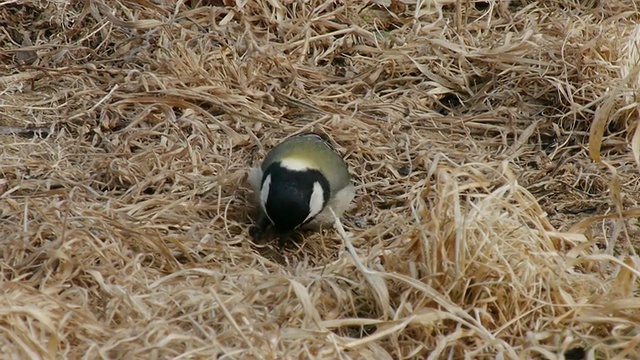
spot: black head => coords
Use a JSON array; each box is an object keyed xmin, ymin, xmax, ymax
[{"xmin": 260, "ymin": 161, "xmax": 330, "ymax": 234}]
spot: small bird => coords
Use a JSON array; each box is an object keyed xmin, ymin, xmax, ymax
[{"xmin": 248, "ymin": 132, "xmax": 355, "ymax": 247}]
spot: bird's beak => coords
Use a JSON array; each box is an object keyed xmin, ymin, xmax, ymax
[{"xmin": 277, "ymin": 234, "xmax": 289, "ymax": 249}]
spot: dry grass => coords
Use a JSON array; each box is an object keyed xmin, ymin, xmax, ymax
[{"xmin": 1, "ymin": 0, "xmax": 640, "ymax": 358}]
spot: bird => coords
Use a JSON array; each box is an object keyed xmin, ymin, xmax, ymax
[{"xmin": 248, "ymin": 132, "xmax": 355, "ymax": 247}]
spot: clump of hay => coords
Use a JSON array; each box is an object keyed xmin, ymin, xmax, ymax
[{"xmin": 1, "ymin": 0, "xmax": 639, "ymax": 358}]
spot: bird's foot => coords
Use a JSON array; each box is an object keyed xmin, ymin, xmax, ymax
[{"xmin": 251, "ymin": 215, "xmax": 270, "ymax": 242}]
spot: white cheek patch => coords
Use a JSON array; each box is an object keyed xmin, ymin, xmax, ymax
[
  {"xmin": 260, "ymin": 174, "xmax": 274, "ymax": 224},
  {"xmin": 280, "ymin": 158, "xmax": 312, "ymax": 171},
  {"xmin": 303, "ymin": 181, "xmax": 325, "ymax": 224}
]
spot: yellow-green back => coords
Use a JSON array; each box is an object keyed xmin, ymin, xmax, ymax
[{"xmin": 261, "ymin": 134, "xmax": 351, "ymax": 193}]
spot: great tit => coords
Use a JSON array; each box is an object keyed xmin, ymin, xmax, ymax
[{"xmin": 248, "ymin": 132, "xmax": 355, "ymax": 247}]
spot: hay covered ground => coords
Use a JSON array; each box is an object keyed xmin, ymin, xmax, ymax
[{"xmin": 1, "ymin": 0, "xmax": 640, "ymax": 358}]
